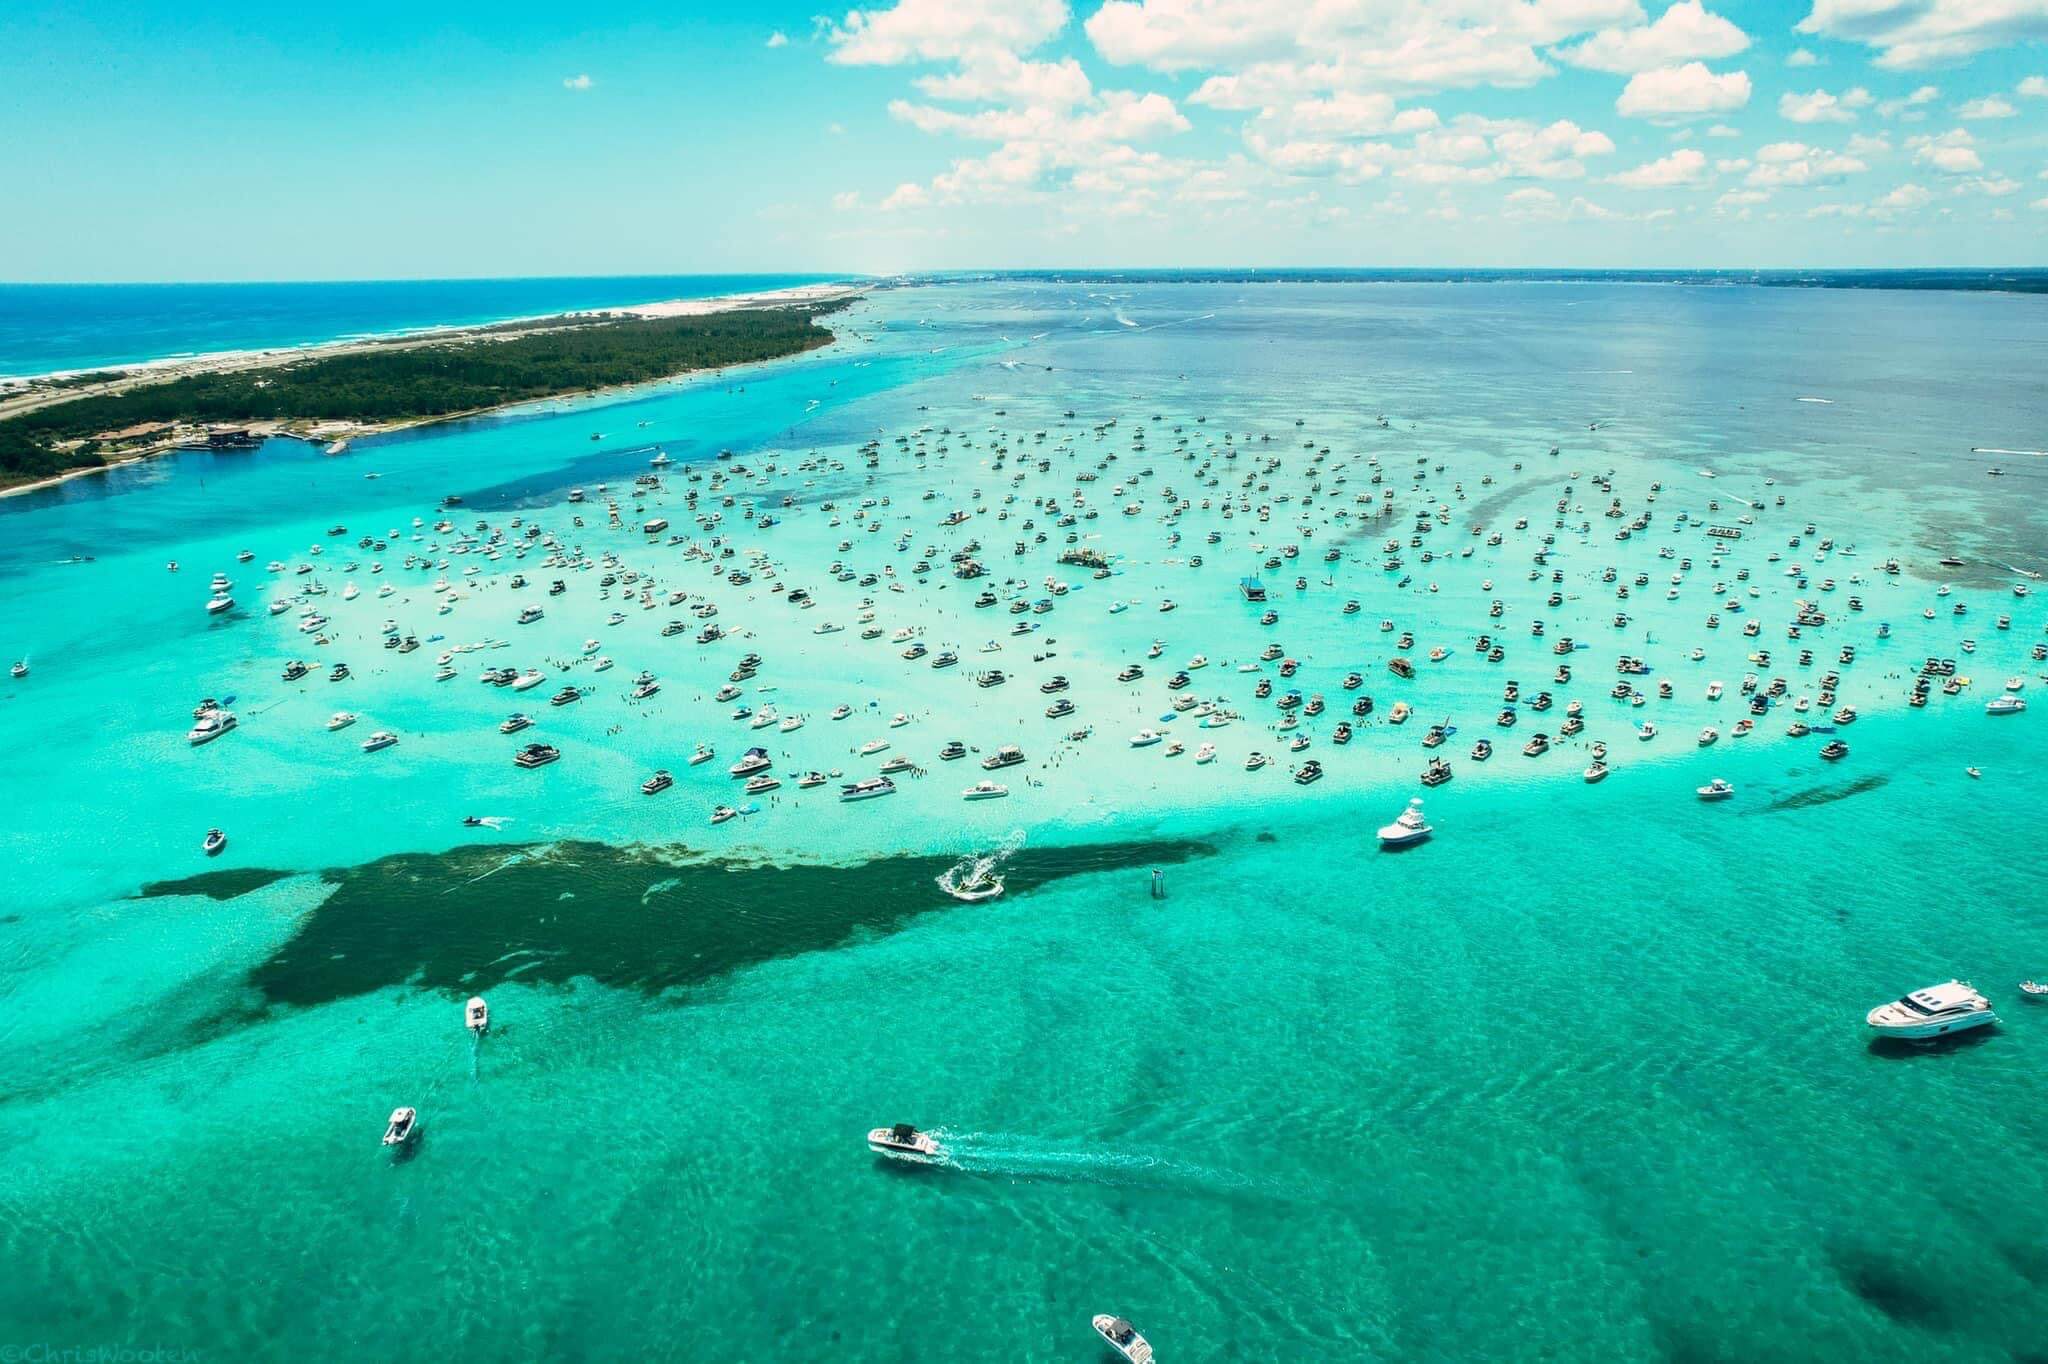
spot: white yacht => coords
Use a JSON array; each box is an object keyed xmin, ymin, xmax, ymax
[
  {"xmin": 1129, "ymin": 728, "xmax": 1164, "ymax": 747},
  {"xmin": 361, "ymin": 730, "xmax": 399, "ymax": 753},
  {"xmin": 327, "ymin": 711, "xmax": 358, "ymax": 731},
  {"xmin": 382, "ymin": 1107, "xmax": 419, "ymax": 1147},
  {"xmin": 1696, "ymin": 778, "xmax": 1735, "ymax": 801},
  {"xmin": 205, "ymin": 594, "xmax": 235, "ymax": 615},
  {"xmin": 1377, "ymin": 797, "xmax": 1433, "ymax": 848},
  {"xmin": 866, "ymin": 1123, "xmax": 942, "ymax": 1163},
  {"xmin": 187, "ymin": 709, "xmax": 237, "ymax": 745},
  {"xmin": 465, "ymin": 996, "xmax": 489, "ymax": 1034},
  {"xmin": 1986, "ymin": 696, "xmax": 2026, "ymax": 715},
  {"xmin": 1091, "ymin": 1315, "xmax": 1153, "ymax": 1364},
  {"xmin": 1866, "ymin": 980, "xmax": 1996, "ymax": 1040},
  {"xmin": 962, "ymin": 780, "xmax": 1009, "ymax": 800},
  {"xmin": 840, "ymin": 776, "xmax": 897, "ymax": 802}
]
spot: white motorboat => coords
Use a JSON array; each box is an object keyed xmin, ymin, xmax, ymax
[
  {"xmin": 1377, "ymin": 797, "xmax": 1433, "ymax": 848},
  {"xmin": 361, "ymin": 730, "xmax": 399, "ymax": 753},
  {"xmin": 187, "ymin": 710, "xmax": 237, "ymax": 745},
  {"xmin": 202, "ymin": 828, "xmax": 227, "ymax": 857},
  {"xmin": 1866, "ymin": 980, "xmax": 1997, "ymax": 1040},
  {"xmin": 1696, "ymin": 777, "xmax": 1734, "ymax": 801},
  {"xmin": 1129, "ymin": 728, "xmax": 1164, "ymax": 747},
  {"xmin": 840, "ymin": 776, "xmax": 897, "ymax": 801},
  {"xmin": 465, "ymin": 996, "xmax": 489, "ymax": 1034},
  {"xmin": 382, "ymin": 1106, "xmax": 419, "ymax": 1147},
  {"xmin": 205, "ymin": 595, "xmax": 235, "ymax": 614},
  {"xmin": 866, "ymin": 1123, "xmax": 942, "ymax": 1162},
  {"xmin": 1986, "ymin": 696, "xmax": 2026, "ymax": 715},
  {"xmin": 962, "ymin": 780, "xmax": 1009, "ymax": 800},
  {"xmin": 1091, "ymin": 1315, "xmax": 1154, "ymax": 1364},
  {"xmin": 327, "ymin": 711, "xmax": 358, "ymax": 731}
]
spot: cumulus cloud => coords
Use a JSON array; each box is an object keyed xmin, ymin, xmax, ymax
[
  {"xmin": 1796, "ymin": 0, "xmax": 2048, "ymax": 70},
  {"xmin": 1608, "ymin": 146, "xmax": 1710, "ymax": 186},
  {"xmin": 1872, "ymin": 182, "xmax": 1930, "ymax": 214},
  {"xmin": 1559, "ymin": 2, "xmax": 1750, "ymax": 74},
  {"xmin": 1908, "ymin": 128, "xmax": 1983, "ymax": 173},
  {"xmin": 767, "ymin": 30, "xmax": 789, "ymax": 48},
  {"xmin": 826, "ymin": 0, "xmax": 1069, "ymax": 66},
  {"xmin": 1088, "ymin": 0, "xmax": 1642, "ymax": 96},
  {"xmin": 1787, "ymin": 47, "xmax": 1820, "ymax": 66},
  {"xmin": 1877, "ymin": 84, "xmax": 1939, "ymax": 117},
  {"xmin": 1616, "ymin": 62, "xmax": 1751, "ymax": 120},
  {"xmin": 1779, "ymin": 87, "xmax": 1871, "ymax": 123},
  {"xmin": 1955, "ymin": 95, "xmax": 2016, "ymax": 119},
  {"xmin": 2022, "ymin": 75, "xmax": 2048, "ymax": 97},
  {"xmin": 1746, "ymin": 141, "xmax": 1867, "ymax": 186}
]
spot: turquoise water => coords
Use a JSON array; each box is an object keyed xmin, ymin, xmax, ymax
[
  {"xmin": 4, "ymin": 280, "xmax": 2048, "ymax": 1359},
  {"xmin": 0, "ymin": 274, "xmax": 844, "ymax": 377}
]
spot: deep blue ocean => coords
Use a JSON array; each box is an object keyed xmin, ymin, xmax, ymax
[{"xmin": 0, "ymin": 274, "xmax": 843, "ymax": 377}]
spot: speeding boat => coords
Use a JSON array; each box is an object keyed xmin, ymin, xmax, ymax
[
  {"xmin": 1376, "ymin": 798, "xmax": 1433, "ymax": 848},
  {"xmin": 1091, "ymin": 1316, "xmax": 1154, "ymax": 1364},
  {"xmin": 866, "ymin": 1123, "xmax": 942, "ymax": 1163},
  {"xmin": 465, "ymin": 996, "xmax": 489, "ymax": 1034},
  {"xmin": 382, "ymin": 1107, "xmax": 419, "ymax": 1147},
  {"xmin": 9, "ymin": 660, "xmax": 25, "ymax": 679},
  {"xmin": 1866, "ymin": 980, "xmax": 1996, "ymax": 1040}
]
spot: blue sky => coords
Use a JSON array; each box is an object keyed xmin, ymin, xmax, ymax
[{"xmin": 3, "ymin": 0, "xmax": 2045, "ymax": 279}]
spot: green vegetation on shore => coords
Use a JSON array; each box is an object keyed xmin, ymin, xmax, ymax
[{"xmin": 0, "ymin": 302, "xmax": 846, "ymax": 482}]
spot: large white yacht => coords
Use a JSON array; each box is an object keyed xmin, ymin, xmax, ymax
[
  {"xmin": 1866, "ymin": 980, "xmax": 1997, "ymax": 1040},
  {"xmin": 1377, "ymin": 797, "xmax": 1433, "ymax": 848}
]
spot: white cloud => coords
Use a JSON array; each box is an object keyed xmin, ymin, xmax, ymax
[
  {"xmin": 1877, "ymin": 84, "xmax": 1940, "ymax": 117},
  {"xmin": 1796, "ymin": 0, "xmax": 2048, "ymax": 70},
  {"xmin": 915, "ymin": 54, "xmax": 1094, "ymax": 107},
  {"xmin": 827, "ymin": 0, "xmax": 1069, "ymax": 66},
  {"xmin": 1088, "ymin": 0, "xmax": 1643, "ymax": 95},
  {"xmin": 1961, "ymin": 174, "xmax": 2020, "ymax": 195},
  {"xmin": 1560, "ymin": 2, "xmax": 1750, "ymax": 74},
  {"xmin": 832, "ymin": 190, "xmax": 862, "ymax": 210},
  {"xmin": 1707, "ymin": 122, "xmax": 1741, "ymax": 136},
  {"xmin": 1779, "ymin": 87, "xmax": 1870, "ymax": 123},
  {"xmin": 2034, "ymin": 196, "xmax": 2048, "ymax": 211},
  {"xmin": 1847, "ymin": 132, "xmax": 1891, "ymax": 154},
  {"xmin": 1908, "ymin": 128, "xmax": 1983, "ymax": 173},
  {"xmin": 1608, "ymin": 146, "xmax": 1710, "ymax": 186},
  {"xmin": 1872, "ymin": 182, "xmax": 1930, "ymax": 214},
  {"xmin": 562, "ymin": 74, "xmax": 593, "ymax": 91},
  {"xmin": 2022, "ymin": 75, "xmax": 2048, "ymax": 97},
  {"xmin": 1955, "ymin": 95, "xmax": 2016, "ymax": 119},
  {"xmin": 1746, "ymin": 142, "xmax": 1867, "ymax": 186},
  {"xmin": 1616, "ymin": 62, "xmax": 1751, "ymax": 120},
  {"xmin": 880, "ymin": 181, "xmax": 931, "ymax": 211},
  {"xmin": 767, "ymin": 30, "xmax": 790, "ymax": 48},
  {"xmin": 1787, "ymin": 47, "xmax": 1820, "ymax": 66}
]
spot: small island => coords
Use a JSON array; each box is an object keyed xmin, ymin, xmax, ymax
[{"xmin": 0, "ymin": 284, "xmax": 859, "ymax": 492}]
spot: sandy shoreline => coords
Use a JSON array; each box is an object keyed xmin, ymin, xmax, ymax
[{"xmin": 0, "ymin": 281, "xmax": 865, "ymax": 502}]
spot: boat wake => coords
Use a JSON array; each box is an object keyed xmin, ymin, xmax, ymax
[
  {"xmin": 930, "ymin": 1130, "xmax": 1290, "ymax": 1200},
  {"xmin": 936, "ymin": 828, "xmax": 1026, "ymax": 901}
]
